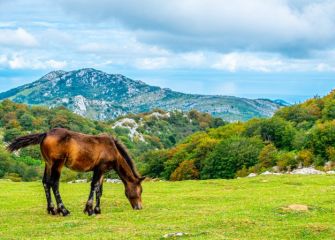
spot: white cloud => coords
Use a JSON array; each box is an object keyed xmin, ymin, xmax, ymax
[
  {"xmin": 135, "ymin": 57, "xmax": 168, "ymax": 70},
  {"xmin": 56, "ymin": 0, "xmax": 335, "ymax": 55},
  {"xmin": 0, "ymin": 53, "xmax": 66, "ymax": 70},
  {"xmin": 212, "ymin": 53, "xmax": 283, "ymax": 72},
  {"xmin": 45, "ymin": 59, "xmax": 67, "ymax": 69},
  {"xmin": 211, "ymin": 51, "xmax": 335, "ymax": 72},
  {"xmin": 0, "ymin": 28, "xmax": 38, "ymax": 47}
]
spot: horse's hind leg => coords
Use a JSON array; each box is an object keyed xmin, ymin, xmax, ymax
[
  {"xmin": 84, "ymin": 168, "xmax": 103, "ymax": 216},
  {"xmin": 42, "ymin": 165, "xmax": 57, "ymax": 215},
  {"xmin": 50, "ymin": 162, "xmax": 70, "ymax": 216}
]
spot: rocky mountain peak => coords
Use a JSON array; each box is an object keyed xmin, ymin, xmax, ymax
[{"xmin": 0, "ymin": 69, "xmax": 284, "ymax": 121}]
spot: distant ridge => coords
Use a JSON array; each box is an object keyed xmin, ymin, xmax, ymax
[{"xmin": 0, "ymin": 68, "xmax": 284, "ymax": 121}]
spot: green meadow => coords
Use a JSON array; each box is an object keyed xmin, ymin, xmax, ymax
[{"xmin": 0, "ymin": 175, "xmax": 334, "ymax": 240}]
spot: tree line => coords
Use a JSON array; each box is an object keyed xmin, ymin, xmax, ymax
[
  {"xmin": 140, "ymin": 90, "xmax": 335, "ymax": 180},
  {"xmin": 0, "ymin": 99, "xmax": 223, "ymax": 181}
]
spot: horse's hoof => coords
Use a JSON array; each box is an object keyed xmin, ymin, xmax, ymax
[
  {"xmin": 47, "ymin": 207, "xmax": 57, "ymax": 215},
  {"xmin": 84, "ymin": 205, "xmax": 94, "ymax": 216},
  {"xmin": 94, "ymin": 207, "xmax": 101, "ymax": 214},
  {"xmin": 58, "ymin": 208, "xmax": 70, "ymax": 216}
]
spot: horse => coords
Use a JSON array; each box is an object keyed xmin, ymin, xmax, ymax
[{"xmin": 7, "ymin": 128, "xmax": 145, "ymax": 216}]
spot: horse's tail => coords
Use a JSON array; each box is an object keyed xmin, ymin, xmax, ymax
[{"xmin": 7, "ymin": 133, "xmax": 46, "ymax": 152}]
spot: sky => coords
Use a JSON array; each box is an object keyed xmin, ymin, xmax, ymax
[{"xmin": 0, "ymin": 0, "xmax": 335, "ymax": 102}]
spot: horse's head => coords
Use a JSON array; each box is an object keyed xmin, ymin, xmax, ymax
[{"xmin": 125, "ymin": 176, "xmax": 145, "ymax": 210}]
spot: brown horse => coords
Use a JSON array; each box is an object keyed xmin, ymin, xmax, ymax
[{"xmin": 7, "ymin": 128, "xmax": 145, "ymax": 216}]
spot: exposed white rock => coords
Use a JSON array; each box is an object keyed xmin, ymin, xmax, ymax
[
  {"xmin": 112, "ymin": 118, "xmax": 145, "ymax": 142},
  {"xmin": 247, "ymin": 173, "xmax": 257, "ymax": 177},
  {"xmin": 326, "ymin": 170, "xmax": 335, "ymax": 174},
  {"xmin": 261, "ymin": 171, "xmax": 273, "ymax": 175},
  {"xmin": 148, "ymin": 111, "xmax": 170, "ymax": 119},
  {"xmin": 106, "ymin": 178, "xmax": 122, "ymax": 183},
  {"xmin": 290, "ymin": 167, "xmax": 325, "ymax": 175},
  {"xmin": 61, "ymin": 98, "xmax": 69, "ymax": 104},
  {"xmin": 68, "ymin": 179, "xmax": 87, "ymax": 183},
  {"xmin": 163, "ymin": 232, "xmax": 187, "ymax": 238},
  {"xmin": 65, "ymin": 79, "xmax": 72, "ymax": 87},
  {"xmin": 73, "ymin": 95, "xmax": 87, "ymax": 115}
]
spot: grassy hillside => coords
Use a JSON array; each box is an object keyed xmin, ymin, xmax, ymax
[
  {"xmin": 0, "ymin": 175, "xmax": 334, "ymax": 239},
  {"xmin": 0, "ymin": 99, "xmax": 223, "ymax": 181},
  {"xmin": 141, "ymin": 90, "xmax": 335, "ymax": 180}
]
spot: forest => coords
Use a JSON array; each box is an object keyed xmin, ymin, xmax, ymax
[
  {"xmin": 0, "ymin": 99, "xmax": 223, "ymax": 181},
  {"xmin": 140, "ymin": 90, "xmax": 335, "ymax": 180},
  {"xmin": 0, "ymin": 90, "xmax": 335, "ymax": 181}
]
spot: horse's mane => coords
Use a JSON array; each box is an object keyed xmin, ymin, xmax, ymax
[{"xmin": 113, "ymin": 138, "xmax": 140, "ymax": 179}]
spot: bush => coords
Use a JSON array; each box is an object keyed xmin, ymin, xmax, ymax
[
  {"xmin": 170, "ymin": 160, "xmax": 199, "ymax": 181},
  {"xmin": 3, "ymin": 128, "xmax": 22, "ymax": 142},
  {"xmin": 235, "ymin": 166, "xmax": 249, "ymax": 177},
  {"xmin": 141, "ymin": 149, "xmax": 170, "ymax": 178},
  {"xmin": 259, "ymin": 117, "xmax": 296, "ymax": 149},
  {"xmin": 201, "ymin": 136, "xmax": 264, "ymax": 179},
  {"xmin": 308, "ymin": 120, "xmax": 335, "ymax": 158},
  {"xmin": 258, "ymin": 143, "xmax": 278, "ymax": 168},
  {"xmin": 326, "ymin": 146, "xmax": 335, "ymax": 162},
  {"xmin": 61, "ymin": 168, "xmax": 79, "ymax": 182},
  {"xmin": 297, "ymin": 149, "xmax": 314, "ymax": 166},
  {"xmin": 276, "ymin": 151, "xmax": 297, "ymax": 171}
]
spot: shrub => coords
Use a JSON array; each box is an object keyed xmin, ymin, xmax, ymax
[
  {"xmin": 297, "ymin": 149, "xmax": 314, "ymax": 166},
  {"xmin": 170, "ymin": 160, "xmax": 199, "ymax": 181},
  {"xmin": 235, "ymin": 166, "xmax": 249, "ymax": 177},
  {"xmin": 201, "ymin": 136, "xmax": 264, "ymax": 179},
  {"xmin": 326, "ymin": 146, "xmax": 335, "ymax": 162},
  {"xmin": 308, "ymin": 120, "xmax": 335, "ymax": 158},
  {"xmin": 276, "ymin": 151, "xmax": 297, "ymax": 171},
  {"xmin": 258, "ymin": 143, "xmax": 278, "ymax": 168},
  {"xmin": 259, "ymin": 117, "xmax": 296, "ymax": 149}
]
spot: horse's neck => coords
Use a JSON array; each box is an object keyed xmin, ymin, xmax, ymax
[{"xmin": 114, "ymin": 157, "xmax": 138, "ymax": 183}]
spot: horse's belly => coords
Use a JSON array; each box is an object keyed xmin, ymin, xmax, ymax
[{"xmin": 65, "ymin": 156, "xmax": 96, "ymax": 172}]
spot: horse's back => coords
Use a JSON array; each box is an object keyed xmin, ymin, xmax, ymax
[{"xmin": 41, "ymin": 128, "xmax": 112, "ymax": 171}]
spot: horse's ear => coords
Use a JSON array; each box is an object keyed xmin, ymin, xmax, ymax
[{"xmin": 139, "ymin": 176, "xmax": 146, "ymax": 182}]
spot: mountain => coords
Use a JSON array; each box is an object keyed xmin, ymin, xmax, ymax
[{"xmin": 0, "ymin": 68, "xmax": 283, "ymax": 121}]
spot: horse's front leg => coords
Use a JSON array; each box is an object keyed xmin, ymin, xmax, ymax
[
  {"xmin": 50, "ymin": 163, "xmax": 70, "ymax": 216},
  {"xmin": 84, "ymin": 169, "xmax": 103, "ymax": 216},
  {"xmin": 94, "ymin": 178, "xmax": 104, "ymax": 214}
]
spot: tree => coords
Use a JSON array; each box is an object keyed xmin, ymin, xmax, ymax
[
  {"xmin": 259, "ymin": 117, "xmax": 296, "ymax": 149},
  {"xmin": 258, "ymin": 143, "xmax": 278, "ymax": 168},
  {"xmin": 201, "ymin": 136, "xmax": 264, "ymax": 179},
  {"xmin": 170, "ymin": 160, "xmax": 199, "ymax": 181},
  {"xmin": 3, "ymin": 128, "xmax": 22, "ymax": 142},
  {"xmin": 297, "ymin": 149, "xmax": 314, "ymax": 166},
  {"xmin": 276, "ymin": 151, "xmax": 297, "ymax": 171},
  {"xmin": 19, "ymin": 113, "xmax": 35, "ymax": 130},
  {"xmin": 141, "ymin": 149, "xmax": 170, "ymax": 178},
  {"xmin": 308, "ymin": 120, "xmax": 335, "ymax": 159}
]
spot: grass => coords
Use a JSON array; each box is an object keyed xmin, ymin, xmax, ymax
[{"xmin": 0, "ymin": 175, "xmax": 334, "ymax": 239}]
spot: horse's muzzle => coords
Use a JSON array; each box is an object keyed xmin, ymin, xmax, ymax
[{"xmin": 133, "ymin": 205, "xmax": 142, "ymax": 210}]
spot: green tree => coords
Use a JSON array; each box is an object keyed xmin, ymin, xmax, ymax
[
  {"xmin": 259, "ymin": 117, "xmax": 296, "ymax": 149},
  {"xmin": 170, "ymin": 160, "xmax": 199, "ymax": 181},
  {"xmin": 258, "ymin": 143, "xmax": 278, "ymax": 168},
  {"xmin": 201, "ymin": 136, "xmax": 264, "ymax": 179}
]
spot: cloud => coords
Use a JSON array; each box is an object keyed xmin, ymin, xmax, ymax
[
  {"xmin": 212, "ymin": 53, "xmax": 283, "ymax": 72},
  {"xmin": 0, "ymin": 28, "xmax": 38, "ymax": 47},
  {"xmin": 55, "ymin": 0, "xmax": 335, "ymax": 56},
  {"xmin": 0, "ymin": 53, "xmax": 66, "ymax": 70},
  {"xmin": 135, "ymin": 57, "xmax": 168, "ymax": 70},
  {"xmin": 211, "ymin": 51, "xmax": 335, "ymax": 72}
]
